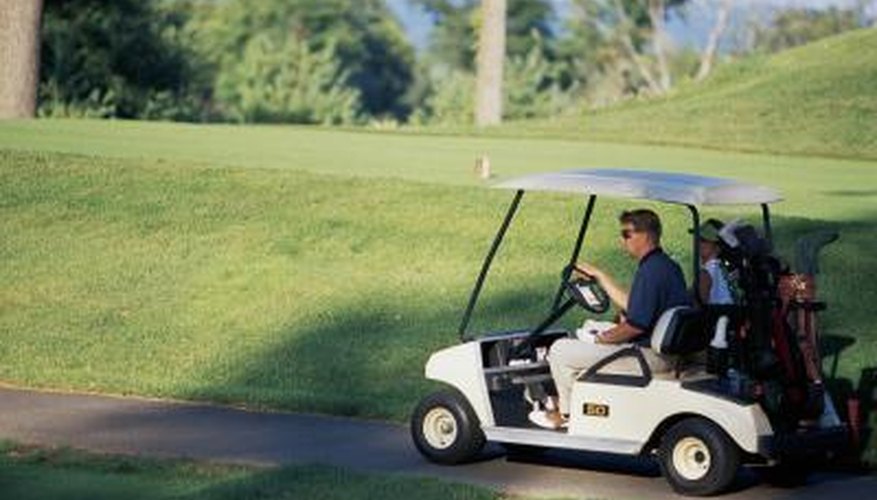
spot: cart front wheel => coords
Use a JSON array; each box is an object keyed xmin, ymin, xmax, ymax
[
  {"xmin": 658, "ymin": 417, "xmax": 740, "ymax": 496},
  {"xmin": 411, "ymin": 389, "xmax": 485, "ymax": 464}
]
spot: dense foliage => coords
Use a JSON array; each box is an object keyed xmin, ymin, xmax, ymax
[
  {"xmin": 196, "ymin": 0, "xmax": 415, "ymax": 122},
  {"xmin": 214, "ymin": 34, "xmax": 360, "ymax": 124},
  {"xmin": 36, "ymin": 0, "xmax": 872, "ymax": 125},
  {"xmin": 753, "ymin": 6, "xmax": 868, "ymax": 53},
  {"xmin": 413, "ymin": 33, "xmax": 576, "ymax": 125},
  {"xmin": 39, "ymin": 0, "xmax": 205, "ymax": 120},
  {"xmin": 414, "ymin": 0, "xmax": 557, "ymax": 71}
]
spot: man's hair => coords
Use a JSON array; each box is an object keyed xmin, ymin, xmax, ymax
[{"xmin": 619, "ymin": 209, "xmax": 661, "ymax": 243}]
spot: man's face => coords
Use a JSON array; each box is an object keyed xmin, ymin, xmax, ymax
[
  {"xmin": 699, "ymin": 239, "xmax": 719, "ymax": 261},
  {"xmin": 619, "ymin": 223, "xmax": 649, "ymax": 257}
]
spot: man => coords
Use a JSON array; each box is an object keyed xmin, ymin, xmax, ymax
[
  {"xmin": 531, "ymin": 209, "xmax": 690, "ymax": 429},
  {"xmin": 695, "ymin": 218, "xmax": 735, "ymax": 305}
]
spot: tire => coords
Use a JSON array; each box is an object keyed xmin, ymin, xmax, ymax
[
  {"xmin": 657, "ymin": 418, "xmax": 740, "ymax": 496},
  {"xmin": 410, "ymin": 389, "xmax": 486, "ymax": 465}
]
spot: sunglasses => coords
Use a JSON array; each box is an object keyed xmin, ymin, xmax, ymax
[{"xmin": 620, "ymin": 228, "xmax": 638, "ymax": 240}]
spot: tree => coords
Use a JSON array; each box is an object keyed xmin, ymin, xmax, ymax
[
  {"xmin": 475, "ymin": 0, "xmax": 506, "ymax": 126},
  {"xmin": 609, "ymin": 0, "xmax": 663, "ymax": 93},
  {"xmin": 752, "ymin": 6, "xmax": 865, "ymax": 53},
  {"xmin": 569, "ymin": 0, "xmax": 689, "ymax": 96},
  {"xmin": 646, "ymin": 0, "xmax": 672, "ymax": 91},
  {"xmin": 414, "ymin": 0, "xmax": 479, "ymax": 71},
  {"xmin": 216, "ymin": 33, "xmax": 360, "ymax": 124},
  {"xmin": 412, "ymin": 33, "xmax": 574, "ymax": 125},
  {"xmin": 200, "ymin": 0, "xmax": 415, "ymax": 120},
  {"xmin": 0, "ymin": 0, "xmax": 43, "ymax": 119},
  {"xmin": 38, "ymin": 0, "xmax": 206, "ymax": 120},
  {"xmin": 696, "ymin": 0, "xmax": 734, "ymax": 82},
  {"xmin": 414, "ymin": 0, "xmax": 555, "ymax": 71},
  {"xmin": 504, "ymin": 34, "xmax": 577, "ymax": 120}
]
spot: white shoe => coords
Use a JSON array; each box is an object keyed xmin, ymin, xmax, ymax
[{"xmin": 528, "ymin": 409, "xmax": 568, "ymax": 429}]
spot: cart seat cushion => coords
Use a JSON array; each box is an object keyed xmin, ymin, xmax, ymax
[{"xmin": 650, "ymin": 306, "xmax": 709, "ymax": 355}]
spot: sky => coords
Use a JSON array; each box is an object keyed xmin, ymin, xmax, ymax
[{"xmin": 387, "ymin": 0, "xmax": 875, "ymax": 51}]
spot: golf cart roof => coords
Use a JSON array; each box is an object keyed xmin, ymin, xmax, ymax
[{"xmin": 495, "ymin": 168, "xmax": 782, "ymax": 206}]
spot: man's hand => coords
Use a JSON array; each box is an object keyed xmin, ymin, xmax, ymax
[
  {"xmin": 597, "ymin": 321, "xmax": 643, "ymax": 344},
  {"xmin": 575, "ymin": 261, "xmax": 629, "ymax": 311},
  {"xmin": 574, "ymin": 262, "xmax": 604, "ymax": 281}
]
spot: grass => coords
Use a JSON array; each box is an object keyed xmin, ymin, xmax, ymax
[
  {"xmin": 1, "ymin": 34, "xmax": 877, "ymax": 441},
  {"xmin": 1, "ymin": 142, "xmax": 875, "ymax": 425},
  {"xmin": 0, "ymin": 117, "xmax": 875, "ymax": 200},
  {"xmin": 0, "ymin": 442, "xmax": 501, "ymax": 500},
  {"xmin": 493, "ymin": 29, "xmax": 877, "ymax": 161}
]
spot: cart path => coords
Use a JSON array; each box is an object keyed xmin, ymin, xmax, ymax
[{"xmin": 1, "ymin": 386, "xmax": 873, "ymax": 499}]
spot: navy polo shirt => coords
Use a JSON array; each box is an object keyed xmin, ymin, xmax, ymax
[{"xmin": 627, "ymin": 247, "xmax": 690, "ymax": 344}]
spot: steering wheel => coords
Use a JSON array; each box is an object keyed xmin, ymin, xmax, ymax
[{"xmin": 563, "ymin": 265, "xmax": 611, "ymax": 314}]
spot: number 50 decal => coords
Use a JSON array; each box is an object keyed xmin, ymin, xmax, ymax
[{"xmin": 583, "ymin": 402, "xmax": 610, "ymax": 417}]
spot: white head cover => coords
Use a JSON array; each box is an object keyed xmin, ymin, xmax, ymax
[{"xmin": 718, "ymin": 218, "xmax": 745, "ymax": 248}]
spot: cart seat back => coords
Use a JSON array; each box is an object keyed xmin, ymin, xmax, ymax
[{"xmin": 651, "ymin": 306, "xmax": 709, "ymax": 355}]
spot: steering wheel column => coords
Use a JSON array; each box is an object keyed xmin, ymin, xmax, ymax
[{"xmin": 513, "ymin": 266, "xmax": 611, "ymax": 359}]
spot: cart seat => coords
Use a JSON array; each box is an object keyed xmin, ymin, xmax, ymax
[{"xmin": 651, "ymin": 306, "xmax": 709, "ymax": 356}]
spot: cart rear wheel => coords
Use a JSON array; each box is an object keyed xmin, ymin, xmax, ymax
[
  {"xmin": 411, "ymin": 389, "xmax": 485, "ymax": 464},
  {"xmin": 658, "ymin": 418, "xmax": 740, "ymax": 496}
]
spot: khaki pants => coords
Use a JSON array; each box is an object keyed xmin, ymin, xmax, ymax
[{"xmin": 548, "ymin": 338, "xmax": 673, "ymax": 415}]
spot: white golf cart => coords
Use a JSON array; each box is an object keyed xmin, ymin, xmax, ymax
[{"xmin": 410, "ymin": 169, "xmax": 849, "ymax": 496}]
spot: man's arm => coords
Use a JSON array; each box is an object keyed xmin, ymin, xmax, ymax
[
  {"xmin": 597, "ymin": 321, "xmax": 643, "ymax": 344},
  {"xmin": 575, "ymin": 262, "xmax": 629, "ymax": 310},
  {"xmin": 698, "ymin": 269, "xmax": 712, "ymax": 305}
]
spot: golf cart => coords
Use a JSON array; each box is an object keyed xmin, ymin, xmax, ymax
[{"xmin": 410, "ymin": 169, "xmax": 849, "ymax": 496}]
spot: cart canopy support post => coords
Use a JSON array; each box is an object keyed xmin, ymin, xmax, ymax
[
  {"xmin": 762, "ymin": 203, "xmax": 773, "ymax": 249},
  {"xmin": 551, "ymin": 195, "xmax": 597, "ymax": 310},
  {"xmin": 459, "ymin": 190, "xmax": 524, "ymax": 340},
  {"xmin": 687, "ymin": 204, "xmax": 702, "ymax": 307}
]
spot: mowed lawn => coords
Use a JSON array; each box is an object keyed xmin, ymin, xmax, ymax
[
  {"xmin": 1, "ymin": 121, "xmax": 876, "ymax": 423},
  {"xmin": 0, "ymin": 442, "xmax": 499, "ymax": 500}
]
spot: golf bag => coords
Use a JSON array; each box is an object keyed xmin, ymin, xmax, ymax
[{"xmin": 713, "ymin": 223, "xmax": 836, "ymax": 429}]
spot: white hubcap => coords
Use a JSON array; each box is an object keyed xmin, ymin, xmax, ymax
[
  {"xmin": 422, "ymin": 407, "xmax": 458, "ymax": 450},
  {"xmin": 672, "ymin": 437, "xmax": 712, "ymax": 481}
]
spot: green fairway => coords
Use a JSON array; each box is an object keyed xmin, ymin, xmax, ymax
[
  {"xmin": 0, "ymin": 118, "xmax": 875, "ymax": 220},
  {"xmin": 0, "ymin": 442, "xmax": 499, "ymax": 500}
]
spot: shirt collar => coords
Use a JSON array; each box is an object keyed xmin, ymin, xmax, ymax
[{"xmin": 638, "ymin": 246, "xmax": 663, "ymax": 266}]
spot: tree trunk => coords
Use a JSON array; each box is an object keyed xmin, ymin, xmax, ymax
[
  {"xmin": 696, "ymin": 0, "xmax": 733, "ymax": 82},
  {"xmin": 647, "ymin": 0, "xmax": 672, "ymax": 92},
  {"xmin": 612, "ymin": 0, "xmax": 663, "ymax": 95},
  {"xmin": 475, "ymin": 0, "xmax": 506, "ymax": 126},
  {"xmin": 0, "ymin": 0, "xmax": 43, "ymax": 119}
]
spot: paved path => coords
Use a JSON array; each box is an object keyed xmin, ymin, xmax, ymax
[{"xmin": 1, "ymin": 386, "xmax": 873, "ymax": 499}]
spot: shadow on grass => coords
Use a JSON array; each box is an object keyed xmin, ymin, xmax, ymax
[
  {"xmin": 179, "ymin": 279, "xmax": 560, "ymax": 421},
  {"xmin": 174, "ymin": 464, "xmax": 499, "ymax": 500},
  {"xmin": 819, "ymin": 190, "xmax": 877, "ymax": 198},
  {"xmin": 0, "ymin": 446, "xmax": 499, "ymax": 500}
]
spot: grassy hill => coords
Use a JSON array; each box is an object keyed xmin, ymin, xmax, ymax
[
  {"xmin": 495, "ymin": 28, "xmax": 877, "ymax": 160},
  {"xmin": 1, "ymin": 134, "xmax": 874, "ymax": 422}
]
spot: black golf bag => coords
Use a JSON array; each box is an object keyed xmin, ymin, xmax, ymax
[{"xmin": 713, "ymin": 223, "xmax": 826, "ymax": 430}]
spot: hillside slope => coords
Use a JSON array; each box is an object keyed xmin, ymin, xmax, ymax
[{"xmin": 501, "ymin": 28, "xmax": 877, "ymax": 160}]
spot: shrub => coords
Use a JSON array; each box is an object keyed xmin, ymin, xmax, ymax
[{"xmin": 215, "ymin": 33, "xmax": 361, "ymax": 125}]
